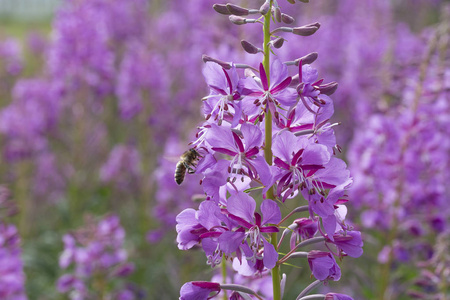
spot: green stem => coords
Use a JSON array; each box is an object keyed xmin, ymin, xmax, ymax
[
  {"xmin": 262, "ymin": 2, "xmax": 280, "ymax": 300},
  {"xmin": 222, "ymin": 256, "xmax": 228, "ymax": 300}
]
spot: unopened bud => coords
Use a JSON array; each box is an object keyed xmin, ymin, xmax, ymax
[
  {"xmin": 229, "ymin": 15, "xmax": 246, "ymax": 25},
  {"xmin": 241, "ymin": 40, "xmax": 259, "ymax": 54},
  {"xmin": 274, "ymin": 7, "xmax": 282, "ymax": 22},
  {"xmin": 318, "ymin": 82, "xmax": 338, "ymax": 95},
  {"xmin": 259, "ymin": 1, "xmax": 270, "ymax": 15},
  {"xmin": 299, "ymin": 0, "xmax": 310, "ymax": 3},
  {"xmin": 226, "ymin": 3, "xmax": 249, "ymax": 16},
  {"xmin": 286, "ymin": 0, "xmax": 295, "ymax": 4},
  {"xmin": 229, "ymin": 15, "xmax": 256, "ymax": 25},
  {"xmin": 213, "ymin": 4, "xmax": 231, "ymax": 15},
  {"xmin": 296, "ymin": 52, "xmax": 318, "ymax": 65},
  {"xmin": 202, "ymin": 55, "xmax": 231, "ymax": 69},
  {"xmin": 272, "ymin": 37, "xmax": 284, "ymax": 49},
  {"xmin": 292, "ymin": 22, "xmax": 320, "ymax": 36},
  {"xmin": 281, "ymin": 13, "xmax": 295, "ymax": 24}
]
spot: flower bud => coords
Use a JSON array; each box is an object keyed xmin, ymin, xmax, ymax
[
  {"xmin": 229, "ymin": 15, "xmax": 256, "ymax": 25},
  {"xmin": 274, "ymin": 6, "xmax": 282, "ymax": 22},
  {"xmin": 226, "ymin": 3, "xmax": 249, "ymax": 16},
  {"xmin": 286, "ymin": 0, "xmax": 295, "ymax": 4},
  {"xmin": 299, "ymin": 0, "xmax": 310, "ymax": 3},
  {"xmin": 202, "ymin": 55, "xmax": 231, "ymax": 69},
  {"xmin": 296, "ymin": 52, "xmax": 318, "ymax": 65},
  {"xmin": 229, "ymin": 15, "xmax": 246, "ymax": 25},
  {"xmin": 213, "ymin": 4, "xmax": 231, "ymax": 15},
  {"xmin": 292, "ymin": 22, "xmax": 321, "ymax": 36},
  {"xmin": 318, "ymin": 82, "xmax": 338, "ymax": 95},
  {"xmin": 259, "ymin": 0, "xmax": 270, "ymax": 15},
  {"xmin": 272, "ymin": 37, "xmax": 284, "ymax": 49},
  {"xmin": 281, "ymin": 13, "xmax": 295, "ymax": 24},
  {"xmin": 241, "ymin": 40, "xmax": 259, "ymax": 54}
]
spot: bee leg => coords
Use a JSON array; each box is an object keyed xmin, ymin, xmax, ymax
[{"xmin": 184, "ymin": 162, "xmax": 197, "ymax": 174}]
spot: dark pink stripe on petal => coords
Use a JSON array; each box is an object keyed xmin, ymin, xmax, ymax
[
  {"xmin": 271, "ymin": 76, "xmax": 292, "ymax": 94},
  {"xmin": 211, "ymin": 147, "xmax": 238, "ymax": 156},
  {"xmin": 232, "ymin": 132, "xmax": 245, "ymax": 153},
  {"xmin": 260, "ymin": 226, "xmax": 279, "ymax": 233},
  {"xmin": 223, "ymin": 68, "xmax": 233, "ymax": 94},
  {"xmin": 274, "ymin": 157, "xmax": 290, "ymax": 170},
  {"xmin": 260, "ymin": 63, "xmax": 269, "ymax": 91},
  {"xmin": 245, "ymin": 147, "xmax": 259, "ymax": 158}
]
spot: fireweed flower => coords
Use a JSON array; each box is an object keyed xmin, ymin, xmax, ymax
[
  {"xmin": 307, "ymin": 250, "xmax": 341, "ymax": 281},
  {"xmin": 206, "ymin": 123, "xmax": 272, "ymax": 186},
  {"xmin": 289, "ymin": 217, "xmax": 319, "ymax": 249},
  {"xmin": 239, "ymin": 59, "xmax": 297, "ymax": 124},
  {"xmin": 272, "ymin": 130, "xmax": 351, "ymax": 225},
  {"xmin": 175, "ymin": 0, "xmax": 361, "ymax": 299},
  {"xmin": 221, "ymin": 192, "xmax": 280, "ymax": 270},
  {"xmin": 0, "ymin": 223, "xmax": 27, "ymax": 300},
  {"xmin": 296, "ymin": 61, "xmax": 338, "ymax": 114},
  {"xmin": 202, "ymin": 62, "xmax": 242, "ymax": 127},
  {"xmin": 180, "ymin": 282, "xmax": 221, "ymax": 300},
  {"xmin": 57, "ymin": 215, "xmax": 140, "ymax": 299},
  {"xmin": 325, "ymin": 293, "xmax": 354, "ymax": 300}
]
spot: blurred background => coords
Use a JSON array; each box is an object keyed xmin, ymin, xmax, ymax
[{"xmin": 0, "ymin": 0, "xmax": 448, "ymax": 299}]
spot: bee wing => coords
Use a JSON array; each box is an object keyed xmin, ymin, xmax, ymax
[{"xmin": 162, "ymin": 155, "xmax": 182, "ymax": 163}]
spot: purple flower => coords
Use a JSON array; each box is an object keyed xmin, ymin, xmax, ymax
[
  {"xmin": 327, "ymin": 231, "xmax": 363, "ymax": 258},
  {"xmin": 307, "ymin": 250, "xmax": 341, "ymax": 281},
  {"xmin": 239, "ymin": 59, "xmax": 297, "ymax": 124},
  {"xmin": 221, "ymin": 192, "xmax": 280, "ymax": 270},
  {"xmin": 100, "ymin": 144, "xmax": 142, "ymax": 191},
  {"xmin": 296, "ymin": 62, "xmax": 338, "ymax": 114},
  {"xmin": 57, "ymin": 215, "xmax": 137, "ymax": 298},
  {"xmin": 206, "ymin": 123, "xmax": 272, "ymax": 186},
  {"xmin": 179, "ymin": 281, "xmax": 221, "ymax": 300},
  {"xmin": 202, "ymin": 63, "xmax": 242, "ymax": 127},
  {"xmin": 272, "ymin": 130, "xmax": 331, "ymax": 202},
  {"xmin": 290, "ymin": 217, "xmax": 319, "ymax": 249},
  {"xmin": 0, "ymin": 223, "xmax": 27, "ymax": 299},
  {"xmin": 325, "ymin": 293, "xmax": 354, "ymax": 300}
]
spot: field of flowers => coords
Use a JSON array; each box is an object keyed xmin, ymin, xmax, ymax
[{"xmin": 0, "ymin": 0, "xmax": 448, "ymax": 299}]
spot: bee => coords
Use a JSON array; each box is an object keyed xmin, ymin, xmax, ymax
[{"xmin": 174, "ymin": 148, "xmax": 201, "ymax": 185}]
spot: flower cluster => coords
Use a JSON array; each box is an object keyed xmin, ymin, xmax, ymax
[
  {"xmin": 175, "ymin": 1, "xmax": 362, "ymax": 299},
  {"xmin": 57, "ymin": 215, "xmax": 141, "ymax": 300},
  {"xmin": 347, "ymin": 7, "xmax": 450, "ymax": 298},
  {"xmin": 0, "ymin": 186, "xmax": 27, "ymax": 300}
]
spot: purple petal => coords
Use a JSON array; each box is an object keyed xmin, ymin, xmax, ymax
[
  {"xmin": 261, "ymin": 199, "xmax": 281, "ymax": 225},
  {"xmin": 273, "ymin": 131, "xmax": 300, "ymax": 162},
  {"xmin": 197, "ymin": 201, "xmax": 222, "ymax": 230},
  {"xmin": 180, "ymin": 281, "xmax": 221, "ymax": 300},
  {"xmin": 302, "ymin": 64, "xmax": 318, "ymax": 84},
  {"xmin": 241, "ymin": 123, "xmax": 263, "ymax": 151},
  {"xmin": 269, "ymin": 58, "xmax": 289, "ymax": 88},
  {"xmin": 274, "ymin": 87, "xmax": 298, "ymax": 107},
  {"xmin": 227, "ymin": 192, "xmax": 256, "ymax": 224},
  {"xmin": 251, "ymin": 155, "xmax": 273, "ymax": 187},
  {"xmin": 219, "ymin": 231, "xmax": 245, "ymax": 255},
  {"xmin": 322, "ymin": 214, "xmax": 337, "ymax": 239},
  {"xmin": 302, "ymin": 144, "xmax": 330, "ymax": 166},
  {"xmin": 262, "ymin": 239, "xmax": 278, "ymax": 269},
  {"xmin": 203, "ymin": 62, "xmax": 228, "ymax": 94},
  {"xmin": 315, "ymin": 157, "xmax": 351, "ymax": 187},
  {"xmin": 238, "ymin": 77, "xmax": 264, "ymax": 96},
  {"xmin": 206, "ymin": 124, "xmax": 238, "ymax": 153}
]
